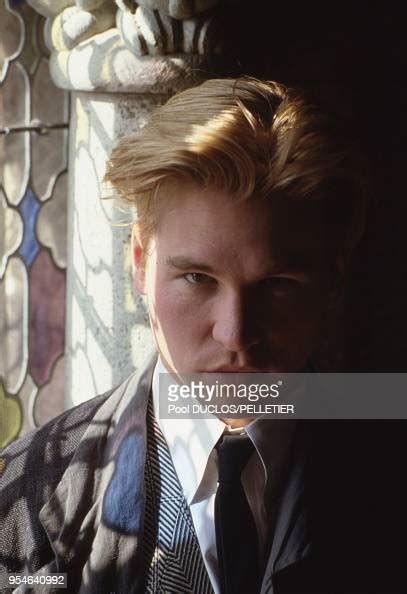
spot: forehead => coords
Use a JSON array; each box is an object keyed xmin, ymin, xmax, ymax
[{"xmin": 154, "ymin": 182, "xmax": 326, "ymax": 272}]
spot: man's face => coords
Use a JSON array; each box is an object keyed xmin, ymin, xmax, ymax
[{"xmin": 133, "ymin": 182, "xmax": 337, "ymax": 374}]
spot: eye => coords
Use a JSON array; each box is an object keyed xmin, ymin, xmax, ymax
[{"xmin": 184, "ymin": 272, "xmax": 215, "ymax": 285}]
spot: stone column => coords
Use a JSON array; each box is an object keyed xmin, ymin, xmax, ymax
[{"xmin": 27, "ymin": 0, "xmax": 222, "ymax": 406}]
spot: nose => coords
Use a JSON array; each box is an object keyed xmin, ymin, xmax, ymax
[{"xmin": 211, "ymin": 289, "xmax": 259, "ymax": 355}]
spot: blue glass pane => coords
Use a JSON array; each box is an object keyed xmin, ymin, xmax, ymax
[{"xmin": 18, "ymin": 188, "xmax": 41, "ymax": 267}]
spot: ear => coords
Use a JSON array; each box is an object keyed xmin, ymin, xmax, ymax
[{"xmin": 131, "ymin": 225, "xmax": 146, "ymax": 294}]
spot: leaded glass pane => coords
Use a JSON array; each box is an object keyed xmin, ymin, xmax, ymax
[
  {"xmin": 0, "ymin": 379, "xmax": 22, "ymax": 448},
  {"xmin": 0, "ymin": 61, "xmax": 30, "ymax": 206},
  {"xmin": 0, "ymin": 187, "xmax": 23, "ymax": 278},
  {"xmin": 0, "ymin": 1, "xmax": 69, "ymax": 446},
  {"xmin": 34, "ymin": 356, "xmax": 64, "ymax": 426},
  {"xmin": 0, "ymin": 2, "xmax": 23, "ymax": 82},
  {"xmin": 32, "ymin": 57, "xmax": 68, "ymax": 201},
  {"xmin": 0, "ymin": 256, "xmax": 29, "ymax": 394},
  {"xmin": 37, "ymin": 172, "xmax": 67, "ymax": 267},
  {"xmin": 18, "ymin": 371, "xmax": 37, "ymax": 436},
  {"xmin": 29, "ymin": 249, "xmax": 65, "ymax": 386},
  {"xmin": 18, "ymin": 187, "xmax": 41, "ymax": 266}
]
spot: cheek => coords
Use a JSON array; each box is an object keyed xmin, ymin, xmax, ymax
[
  {"xmin": 148, "ymin": 287, "xmax": 176, "ymax": 329},
  {"xmin": 149, "ymin": 282, "xmax": 206, "ymax": 335},
  {"xmin": 146, "ymin": 286, "xmax": 186, "ymax": 360}
]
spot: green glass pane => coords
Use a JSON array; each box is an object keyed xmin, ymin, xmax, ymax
[{"xmin": 0, "ymin": 380, "xmax": 22, "ymax": 448}]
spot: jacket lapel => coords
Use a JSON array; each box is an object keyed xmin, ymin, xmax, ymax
[
  {"xmin": 38, "ymin": 353, "xmax": 156, "ymax": 593},
  {"xmin": 260, "ymin": 422, "xmax": 313, "ymax": 594},
  {"xmin": 143, "ymin": 400, "xmax": 213, "ymax": 594}
]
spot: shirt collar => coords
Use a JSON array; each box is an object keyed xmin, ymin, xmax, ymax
[
  {"xmin": 152, "ymin": 357, "xmax": 225, "ymax": 505},
  {"xmin": 152, "ymin": 357, "xmax": 300, "ymax": 504}
]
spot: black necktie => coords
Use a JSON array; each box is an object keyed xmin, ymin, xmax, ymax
[{"xmin": 214, "ymin": 434, "xmax": 262, "ymax": 594}]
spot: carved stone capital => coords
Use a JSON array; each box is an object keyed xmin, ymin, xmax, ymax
[
  {"xmin": 26, "ymin": 0, "xmax": 222, "ymax": 92},
  {"xmin": 118, "ymin": 0, "xmax": 219, "ymax": 20},
  {"xmin": 117, "ymin": 4, "xmax": 221, "ymax": 57}
]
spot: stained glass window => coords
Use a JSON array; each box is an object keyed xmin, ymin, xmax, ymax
[{"xmin": 0, "ymin": 0, "xmax": 69, "ymax": 446}]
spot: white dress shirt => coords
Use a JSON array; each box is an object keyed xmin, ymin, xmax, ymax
[{"xmin": 152, "ymin": 357, "xmax": 297, "ymax": 593}]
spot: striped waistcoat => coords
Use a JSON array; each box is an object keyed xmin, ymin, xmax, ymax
[{"xmin": 142, "ymin": 401, "xmax": 214, "ymax": 594}]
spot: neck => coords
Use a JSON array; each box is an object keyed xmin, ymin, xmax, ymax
[{"xmin": 221, "ymin": 417, "xmax": 253, "ymax": 429}]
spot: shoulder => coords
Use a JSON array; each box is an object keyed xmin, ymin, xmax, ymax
[
  {"xmin": 0, "ymin": 390, "xmax": 112, "ymax": 494},
  {"xmin": 0, "ymin": 354, "xmax": 157, "ymax": 574},
  {"xmin": 0, "ymin": 389, "xmax": 112, "ymax": 572}
]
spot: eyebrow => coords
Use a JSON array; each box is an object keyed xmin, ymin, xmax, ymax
[
  {"xmin": 166, "ymin": 256, "xmax": 216, "ymax": 273},
  {"xmin": 166, "ymin": 254, "xmax": 312, "ymax": 275}
]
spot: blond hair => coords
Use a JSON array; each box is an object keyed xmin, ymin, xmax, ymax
[{"xmin": 104, "ymin": 77, "xmax": 368, "ymax": 257}]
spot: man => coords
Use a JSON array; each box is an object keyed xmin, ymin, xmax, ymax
[{"xmin": 0, "ymin": 78, "xmax": 405, "ymax": 593}]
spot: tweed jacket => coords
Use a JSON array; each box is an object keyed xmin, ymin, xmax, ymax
[{"xmin": 1, "ymin": 352, "xmax": 406, "ymax": 593}]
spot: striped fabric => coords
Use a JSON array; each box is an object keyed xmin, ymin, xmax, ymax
[{"xmin": 142, "ymin": 400, "xmax": 214, "ymax": 594}]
